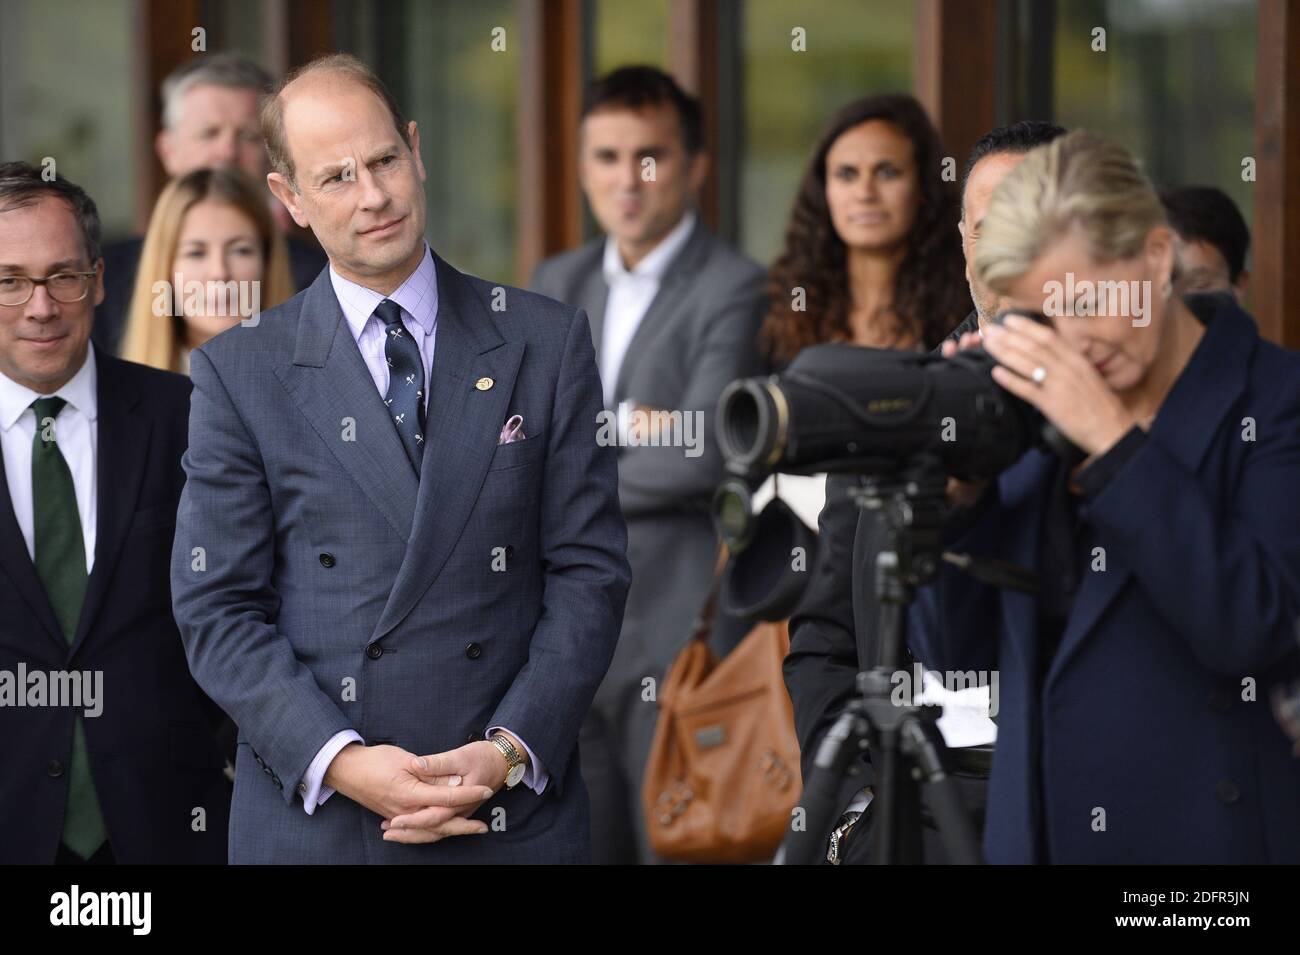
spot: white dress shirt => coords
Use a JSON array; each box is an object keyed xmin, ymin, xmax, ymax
[
  {"xmin": 599, "ymin": 210, "xmax": 696, "ymax": 409},
  {"xmin": 299, "ymin": 245, "xmax": 545, "ymax": 815},
  {"xmin": 0, "ymin": 347, "xmax": 98, "ymax": 573}
]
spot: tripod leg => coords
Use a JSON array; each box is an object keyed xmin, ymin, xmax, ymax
[{"xmin": 902, "ymin": 720, "xmax": 984, "ymax": 864}]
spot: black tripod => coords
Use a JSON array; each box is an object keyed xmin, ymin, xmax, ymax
[{"xmin": 778, "ymin": 454, "xmax": 1035, "ymax": 865}]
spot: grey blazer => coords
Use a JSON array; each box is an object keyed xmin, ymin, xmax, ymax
[
  {"xmin": 531, "ymin": 219, "xmax": 766, "ymax": 701},
  {"xmin": 171, "ymin": 253, "xmax": 630, "ymax": 863}
]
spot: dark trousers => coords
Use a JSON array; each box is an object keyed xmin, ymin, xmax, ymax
[
  {"xmin": 579, "ymin": 694, "xmax": 663, "ymax": 865},
  {"xmin": 55, "ymin": 842, "xmax": 116, "ymax": 865},
  {"xmin": 840, "ymin": 772, "xmax": 989, "ymax": 865}
]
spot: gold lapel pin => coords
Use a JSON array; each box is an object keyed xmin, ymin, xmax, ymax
[{"xmin": 475, "ymin": 376, "xmax": 494, "ymax": 391}]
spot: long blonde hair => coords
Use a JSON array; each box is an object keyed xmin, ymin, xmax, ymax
[
  {"xmin": 121, "ymin": 167, "xmax": 294, "ymax": 371},
  {"xmin": 974, "ymin": 131, "xmax": 1167, "ymax": 295}
]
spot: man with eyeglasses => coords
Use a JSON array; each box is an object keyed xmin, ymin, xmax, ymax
[{"xmin": 0, "ymin": 161, "xmax": 230, "ymax": 864}]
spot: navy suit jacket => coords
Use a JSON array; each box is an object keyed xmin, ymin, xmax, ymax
[
  {"xmin": 0, "ymin": 351, "xmax": 230, "ymax": 864},
  {"xmin": 171, "ymin": 252, "xmax": 630, "ymax": 863},
  {"xmin": 911, "ymin": 295, "xmax": 1300, "ymax": 863}
]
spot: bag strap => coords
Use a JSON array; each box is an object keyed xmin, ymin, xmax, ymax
[{"xmin": 687, "ymin": 541, "xmax": 729, "ymax": 643}]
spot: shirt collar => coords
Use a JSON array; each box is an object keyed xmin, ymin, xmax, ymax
[
  {"xmin": 0, "ymin": 344, "xmax": 98, "ymax": 432},
  {"xmin": 330, "ymin": 242, "xmax": 439, "ymax": 341},
  {"xmin": 602, "ymin": 210, "xmax": 697, "ymax": 283}
]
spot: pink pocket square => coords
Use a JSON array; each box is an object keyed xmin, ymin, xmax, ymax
[{"xmin": 499, "ymin": 414, "xmax": 526, "ymax": 444}]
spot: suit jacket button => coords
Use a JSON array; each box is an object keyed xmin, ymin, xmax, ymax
[
  {"xmin": 319, "ymin": 553, "xmax": 335, "ymax": 568},
  {"xmin": 465, "ymin": 643, "xmax": 482, "ymax": 660},
  {"xmin": 1215, "ymin": 780, "xmax": 1241, "ymax": 805},
  {"xmin": 47, "ymin": 760, "xmax": 64, "ymax": 778},
  {"xmin": 366, "ymin": 643, "xmax": 384, "ymax": 660}
]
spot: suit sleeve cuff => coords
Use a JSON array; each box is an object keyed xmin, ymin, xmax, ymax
[
  {"xmin": 488, "ymin": 725, "xmax": 548, "ymax": 795},
  {"xmin": 299, "ymin": 729, "xmax": 364, "ymax": 815}
]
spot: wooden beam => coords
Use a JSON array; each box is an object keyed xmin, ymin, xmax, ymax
[
  {"xmin": 285, "ymin": 0, "xmax": 337, "ymax": 69},
  {"xmin": 912, "ymin": 0, "xmax": 998, "ymax": 183},
  {"xmin": 1251, "ymin": 0, "xmax": 1300, "ymax": 348},
  {"xmin": 668, "ymin": 0, "xmax": 719, "ymax": 231},
  {"xmin": 139, "ymin": 0, "xmax": 204, "ymax": 229},
  {"xmin": 516, "ymin": 0, "xmax": 585, "ymax": 285}
]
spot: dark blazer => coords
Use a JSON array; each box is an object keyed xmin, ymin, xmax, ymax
[
  {"xmin": 93, "ymin": 234, "xmax": 327, "ymax": 355},
  {"xmin": 531, "ymin": 220, "xmax": 766, "ymax": 685},
  {"xmin": 171, "ymin": 253, "xmax": 630, "ymax": 863},
  {"xmin": 912, "ymin": 294, "xmax": 1300, "ymax": 863},
  {"xmin": 0, "ymin": 350, "xmax": 231, "ymax": 864}
]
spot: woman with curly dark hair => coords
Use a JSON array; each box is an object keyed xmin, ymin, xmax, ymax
[
  {"xmin": 762, "ymin": 93, "xmax": 970, "ymax": 366},
  {"xmin": 749, "ymin": 94, "xmax": 972, "ymax": 540}
]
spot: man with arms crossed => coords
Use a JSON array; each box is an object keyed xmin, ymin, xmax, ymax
[{"xmin": 531, "ymin": 66, "xmax": 766, "ymax": 863}]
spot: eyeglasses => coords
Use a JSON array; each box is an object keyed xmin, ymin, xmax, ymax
[{"xmin": 0, "ymin": 269, "xmax": 98, "ymax": 307}]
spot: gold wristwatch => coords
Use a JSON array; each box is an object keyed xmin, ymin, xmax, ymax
[{"xmin": 488, "ymin": 733, "xmax": 527, "ymax": 789}]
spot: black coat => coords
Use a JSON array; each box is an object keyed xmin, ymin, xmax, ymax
[{"xmin": 0, "ymin": 350, "xmax": 230, "ymax": 863}]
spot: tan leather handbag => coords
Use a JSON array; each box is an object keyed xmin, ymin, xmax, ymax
[{"xmin": 642, "ymin": 564, "xmax": 801, "ymax": 863}]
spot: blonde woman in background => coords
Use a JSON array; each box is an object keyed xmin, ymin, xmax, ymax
[{"xmin": 121, "ymin": 167, "xmax": 294, "ymax": 373}]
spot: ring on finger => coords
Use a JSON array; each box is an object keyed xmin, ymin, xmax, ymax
[{"xmin": 1031, "ymin": 365, "xmax": 1047, "ymax": 385}]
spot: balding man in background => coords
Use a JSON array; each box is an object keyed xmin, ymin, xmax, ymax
[{"xmin": 93, "ymin": 53, "xmax": 326, "ymax": 354}]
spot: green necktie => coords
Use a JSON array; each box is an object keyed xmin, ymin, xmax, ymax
[{"xmin": 31, "ymin": 396, "xmax": 106, "ymax": 860}]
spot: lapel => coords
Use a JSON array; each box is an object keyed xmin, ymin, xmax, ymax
[
  {"xmin": 371, "ymin": 253, "xmax": 524, "ymax": 642},
  {"xmin": 0, "ymin": 426, "xmax": 66, "ymax": 656},
  {"xmin": 997, "ymin": 449, "xmax": 1054, "ymax": 679},
  {"xmin": 68, "ymin": 351, "xmax": 151, "ymax": 658},
  {"xmin": 611, "ymin": 219, "xmax": 710, "ymax": 406},
  {"xmin": 275, "ymin": 268, "xmax": 419, "ymax": 540},
  {"xmin": 1045, "ymin": 297, "xmax": 1256, "ymax": 684}
]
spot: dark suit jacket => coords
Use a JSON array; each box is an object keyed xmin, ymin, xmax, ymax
[
  {"xmin": 0, "ymin": 350, "xmax": 231, "ymax": 864},
  {"xmin": 171, "ymin": 253, "xmax": 630, "ymax": 863},
  {"xmin": 93, "ymin": 234, "xmax": 327, "ymax": 355},
  {"xmin": 912, "ymin": 294, "xmax": 1300, "ymax": 863},
  {"xmin": 531, "ymin": 220, "xmax": 766, "ymax": 696}
]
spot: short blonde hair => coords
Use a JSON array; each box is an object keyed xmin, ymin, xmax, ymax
[
  {"xmin": 974, "ymin": 131, "xmax": 1167, "ymax": 294},
  {"xmin": 121, "ymin": 167, "xmax": 294, "ymax": 372}
]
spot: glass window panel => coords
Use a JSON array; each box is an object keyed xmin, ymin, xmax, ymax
[
  {"xmin": 1052, "ymin": 0, "xmax": 1257, "ymax": 225},
  {"xmin": 0, "ymin": 0, "xmax": 137, "ymax": 242},
  {"xmin": 594, "ymin": 0, "xmax": 669, "ymax": 74}
]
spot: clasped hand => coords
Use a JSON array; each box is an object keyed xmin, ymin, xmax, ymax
[{"xmin": 324, "ymin": 741, "xmax": 511, "ymax": 844}]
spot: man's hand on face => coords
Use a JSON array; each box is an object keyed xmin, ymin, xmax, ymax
[
  {"xmin": 323, "ymin": 742, "xmax": 493, "ymax": 841},
  {"xmin": 380, "ymin": 742, "xmax": 515, "ymax": 844}
]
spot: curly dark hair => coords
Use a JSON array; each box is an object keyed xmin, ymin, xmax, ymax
[{"xmin": 762, "ymin": 94, "xmax": 970, "ymax": 366}]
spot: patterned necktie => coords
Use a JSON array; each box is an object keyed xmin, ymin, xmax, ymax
[
  {"xmin": 30, "ymin": 396, "xmax": 107, "ymax": 859},
  {"xmin": 374, "ymin": 299, "xmax": 426, "ymax": 473}
]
